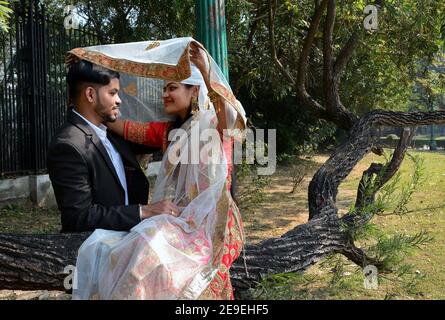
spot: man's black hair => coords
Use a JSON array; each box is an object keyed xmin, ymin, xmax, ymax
[{"xmin": 66, "ymin": 59, "xmax": 120, "ymax": 105}]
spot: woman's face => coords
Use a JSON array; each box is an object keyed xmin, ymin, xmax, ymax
[{"xmin": 162, "ymin": 82, "xmax": 197, "ymax": 118}]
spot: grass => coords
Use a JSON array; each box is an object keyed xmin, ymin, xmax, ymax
[
  {"xmin": 380, "ymin": 135, "xmax": 445, "ymax": 141},
  {"xmin": 412, "ymin": 135, "xmax": 445, "ymax": 141},
  {"xmin": 0, "ymin": 200, "xmax": 61, "ymax": 234},
  {"xmin": 241, "ymin": 150, "xmax": 445, "ymax": 300}
]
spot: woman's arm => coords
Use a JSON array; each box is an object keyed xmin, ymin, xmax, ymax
[
  {"xmin": 106, "ymin": 119, "xmax": 125, "ymax": 137},
  {"xmin": 107, "ymin": 118, "xmax": 168, "ymax": 150},
  {"xmin": 209, "ymin": 92, "xmax": 227, "ymax": 138},
  {"xmin": 189, "ymin": 42, "xmax": 227, "ymax": 138}
]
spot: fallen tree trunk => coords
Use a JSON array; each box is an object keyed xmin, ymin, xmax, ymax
[
  {"xmin": 2, "ymin": 110, "xmax": 444, "ymax": 295},
  {"xmin": 0, "ymin": 233, "xmax": 89, "ymax": 290},
  {"xmin": 2, "ymin": 0, "xmax": 445, "ymax": 298},
  {"xmin": 0, "ymin": 217, "xmax": 348, "ymax": 292}
]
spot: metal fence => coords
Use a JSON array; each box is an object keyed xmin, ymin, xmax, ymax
[{"xmin": 0, "ymin": 0, "xmax": 106, "ymax": 176}]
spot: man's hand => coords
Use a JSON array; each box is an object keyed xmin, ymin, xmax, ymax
[{"xmin": 140, "ymin": 200, "xmax": 180, "ymax": 220}]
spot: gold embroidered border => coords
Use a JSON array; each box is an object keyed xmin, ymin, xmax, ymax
[
  {"xmin": 211, "ymin": 186, "xmax": 230, "ymax": 256},
  {"xmin": 66, "ymin": 42, "xmax": 245, "ymax": 130},
  {"xmin": 66, "ymin": 46, "xmax": 191, "ymax": 81},
  {"xmin": 126, "ymin": 121, "xmax": 149, "ymax": 145},
  {"xmin": 197, "ymin": 187, "xmax": 244, "ymax": 300},
  {"xmin": 209, "ymin": 81, "xmax": 246, "ymax": 130}
]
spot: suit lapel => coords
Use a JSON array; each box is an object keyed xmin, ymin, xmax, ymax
[
  {"xmin": 68, "ymin": 110, "xmax": 123, "ymax": 189},
  {"xmin": 90, "ymin": 134, "xmax": 123, "ymax": 187}
]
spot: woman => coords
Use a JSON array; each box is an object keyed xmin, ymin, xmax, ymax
[{"xmin": 70, "ymin": 38, "xmax": 247, "ymax": 300}]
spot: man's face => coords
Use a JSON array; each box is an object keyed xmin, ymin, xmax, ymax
[{"xmin": 94, "ymin": 78, "xmax": 121, "ymax": 123}]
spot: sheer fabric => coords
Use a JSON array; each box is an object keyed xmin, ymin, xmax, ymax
[
  {"xmin": 69, "ymin": 38, "xmax": 246, "ymax": 300},
  {"xmin": 65, "ymin": 37, "xmax": 246, "ymax": 129}
]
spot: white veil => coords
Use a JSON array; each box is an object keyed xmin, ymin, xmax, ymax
[
  {"xmin": 69, "ymin": 38, "xmax": 246, "ymax": 300},
  {"xmin": 66, "ymin": 37, "xmax": 246, "ymax": 128}
]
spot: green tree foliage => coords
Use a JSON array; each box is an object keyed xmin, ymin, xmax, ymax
[
  {"xmin": 226, "ymin": 0, "xmax": 445, "ymax": 153},
  {"xmin": 410, "ymin": 53, "xmax": 445, "ymax": 112},
  {"xmin": 41, "ymin": 0, "xmax": 445, "ymax": 154},
  {"xmin": 343, "ymin": 0, "xmax": 445, "ymax": 113},
  {"xmin": 68, "ymin": 0, "xmax": 195, "ymax": 42},
  {"xmin": 0, "ymin": 0, "xmax": 13, "ymax": 32}
]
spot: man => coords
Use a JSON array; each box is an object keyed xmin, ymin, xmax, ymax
[{"xmin": 47, "ymin": 59, "xmax": 179, "ymax": 232}]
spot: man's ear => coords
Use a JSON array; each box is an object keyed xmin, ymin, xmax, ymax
[{"xmin": 84, "ymin": 86, "xmax": 96, "ymax": 103}]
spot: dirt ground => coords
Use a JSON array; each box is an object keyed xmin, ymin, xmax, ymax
[
  {"xmin": 3, "ymin": 151, "xmax": 443, "ymax": 300},
  {"xmin": 0, "ymin": 154, "xmax": 329, "ymax": 300},
  {"xmin": 241, "ymin": 157, "xmax": 329, "ymax": 244}
]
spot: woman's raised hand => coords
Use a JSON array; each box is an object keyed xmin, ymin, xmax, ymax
[{"xmin": 189, "ymin": 42, "xmax": 209, "ymax": 80}]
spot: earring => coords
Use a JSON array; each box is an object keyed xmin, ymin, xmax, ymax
[{"xmin": 191, "ymin": 96, "xmax": 199, "ymax": 116}]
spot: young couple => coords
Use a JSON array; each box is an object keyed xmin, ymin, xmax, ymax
[{"xmin": 47, "ymin": 38, "xmax": 247, "ymax": 300}]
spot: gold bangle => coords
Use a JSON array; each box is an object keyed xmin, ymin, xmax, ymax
[
  {"xmin": 208, "ymin": 90, "xmax": 222, "ymax": 113},
  {"xmin": 207, "ymin": 90, "xmax": 220, "ymax": 104}
]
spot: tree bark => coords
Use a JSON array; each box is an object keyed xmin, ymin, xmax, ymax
[
  {"xmin": 0, "ymin": 233, "xmax": 89, "ymax": 290},
  {"xmin": 0, "ymin": 218, "xmax": 348, "ymax": 293},
  {"xmin": 1, "ymin": 111, "xmax": 444, "ymax": 293},
  {"xmin": 2, "ymin": 0, "xmax": 444, "ymax": 297}
]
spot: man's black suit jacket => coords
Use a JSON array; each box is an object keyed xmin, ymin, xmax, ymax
[{"xmin": 47, "ymin": 110, "xmax": 153, "ymax": 232}]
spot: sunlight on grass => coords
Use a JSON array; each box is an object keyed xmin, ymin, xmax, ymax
[
  {"xmin": 1, "ymin": 150, "xmax": 444, "ymax": 299},
  {"xmin": 244, "ymin": 150, "xmax": 445, "ymax": 300}
]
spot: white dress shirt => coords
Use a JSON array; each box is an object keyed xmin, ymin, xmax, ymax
[{"xmin": 73, "ymin": 110, "xmax": 129, "ymax": 205}]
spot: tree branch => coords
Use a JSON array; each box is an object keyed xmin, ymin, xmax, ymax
[
  {"xmin": 322, "ymin": 0, "xmax": 358, "ymax": 131},
  {"xmin": 308, "ymin": 110, "xmax": 445, "ymax": 220},
  {"xmin": 323, "ymin": 0, "xmax": 335, "ymax": 89},
  {"xmin": 334, "ymin": 30, "xmax": 360, "ymax": 78},
  {"xmin": 246, "ymin": 7, "xmax": 263, "ymax": 51},
  {"xmin": 296, "ymin": 0, "xmax": 328, "ymax": 92},
  {"xmin": 369, "ymin": 110, "xmax": 445, "ymax": 127},
  {"xmin": 341, "ymin": 128, "xmax": 415, "ymax": 228},
  {"xmin": 356, "ymin": 127, "xmax": 415, "ymax": 209},
  {"xmin": 291, "ymin": 0, "xmax": 329, "ymax": 118},
  {"xmin": 267, "ymin": 0, "xmax": 296, "ymax": 85},
  {"xmin": 353, "ymin": 162, "xmax": 384, "ymax": 210},
  {"xmin": 341, "ymin": 243, "xmax": 384, "ymax": 270}
]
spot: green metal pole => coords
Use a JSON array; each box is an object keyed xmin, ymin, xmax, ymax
[
  {"xmin": 195, "ymin": 0, "xmax": 229, "ymax": 80},
  {"xmin": 195, "ymin": 0, "xmax": 236, "ymax": 198},
  {"xmin": 430, "ymin": 102, "xmax": 437, "ymax": 150}
]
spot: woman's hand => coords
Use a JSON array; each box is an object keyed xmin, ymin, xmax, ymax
[
  {"xmin": 189, "ymin": 41, "xmax": 227, "ymax": 138},
  {"xmin": 189, "ymin": 42, "xmax": 209, "ymax": 82}
]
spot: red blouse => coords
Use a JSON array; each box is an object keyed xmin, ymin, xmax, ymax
[
  {"xmin": 123, "ymin": 120, "xmax": 234, "ymax": 186},
  {"xmin": 123, "ymin": 120, "xmax": 170, "ymax": 151}
]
